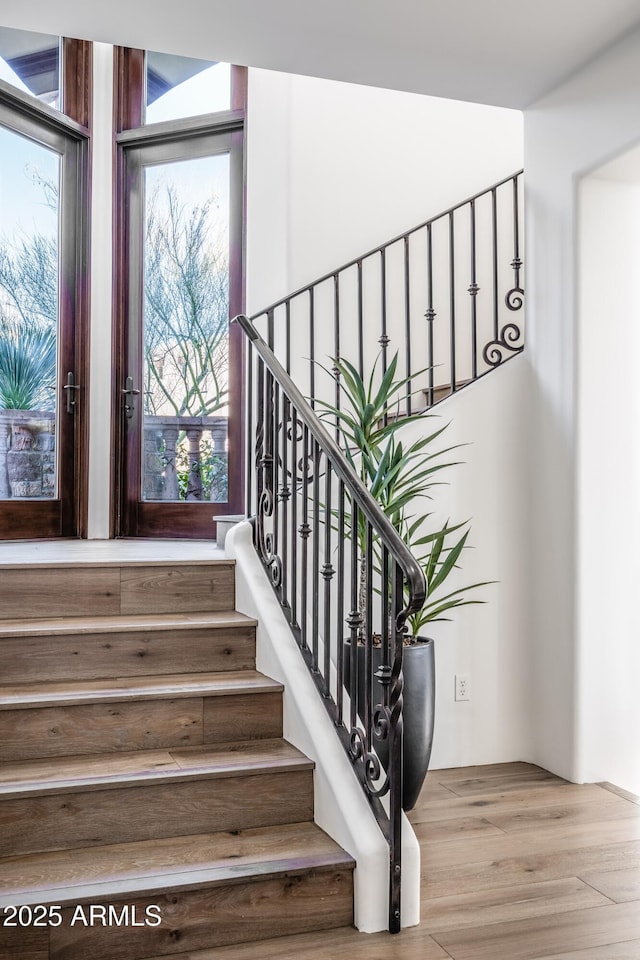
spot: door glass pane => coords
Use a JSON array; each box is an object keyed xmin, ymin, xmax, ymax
[
  {"xmin": 0, "ymin": 27, "xmax": 61, "ymax": 110},
  {"xmin": 145, "ymin": 52, "xmax": 230, "ymax": 125},
  {"xmin": 0, "ymin": 126, "xmax": 60, "ymax": 500},
  {"xmin": 142, "ymin": 153, "xmax": 230, "ymax": 503}
]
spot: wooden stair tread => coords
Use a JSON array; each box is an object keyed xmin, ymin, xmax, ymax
[
  {"xmin": 0, "ymin": 610, "xmax": 256, "ymax": 638},
  {"xmin": 0, "ymin": 822, "xmax": 354, "ymax": 907},
  {"xmin": 0, "ymin": 670, "xmax": 282, "ymax": 709},
  {"xmin": 0, "ymin": 739, "xmax": 313, "ymax": 798},
  {"xmin": 0, "ymin": 558, "xmax": 234, "ymax": 570}
]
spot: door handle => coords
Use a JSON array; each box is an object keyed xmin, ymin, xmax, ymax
[
  {"xmin": 63, "ymin": 371, "xmax": 80, "ymax": 414},
  {"xmin": 122, "ymin": 376, "xmax": 140, "ymax": 419}
]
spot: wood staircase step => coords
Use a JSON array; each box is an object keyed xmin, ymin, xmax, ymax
[
  {"xmin": 0, "ymin": 612, "xmax": 257, "ymax": 682},
  {"xmin": 0, "ymin": 669, "xmax": 281, "ymax": 708},
  {"xmin": 0, "ymin": 556, "xmax": 356, "ymax": 957},
  {"xmin": 0, "ymin": 824, "xmax": 355, "ymax": 960},
  {"xmin": 0, "ymin": 560, "xmax": 236, "ymax": 620},
  {"xmin": 0, "ymin": 741, "xmax": 315, "ymax": 856},
  {"xmin": 0, "ymin": 821, "xmax": 353, "ymax": 904},
  {"xmin": 0, "ymin": 671, "xmax": 283, "ymax": 760}
]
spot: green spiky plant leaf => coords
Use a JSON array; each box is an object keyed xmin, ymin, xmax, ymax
[
  {"xmin": 0, "ymin": 316, "xmax": 56, "ymax": 411},
  {"xmin": 316, "ymin": 352, "xmax": 491, "ymax": 638}
]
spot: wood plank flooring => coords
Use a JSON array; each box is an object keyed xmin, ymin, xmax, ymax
[{"xmin": 156, "ymin": 763, "xmax": 640, "ymax": 959}]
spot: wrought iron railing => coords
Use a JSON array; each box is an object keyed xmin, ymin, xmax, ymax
[
  {"xmin": 248, "ymin": 170, "xmax": 524, "ymax": 411},
  {"xmin": 237, "ymin": 171, "xmax": 524, "ymax": 931},
  {"xmin": 235, "ymin": 313, "xmax": 426, "ymax": 933}
]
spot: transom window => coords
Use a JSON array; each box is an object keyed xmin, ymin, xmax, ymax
[
  {"xmin": 145, "ymin": 51, "xmax": 230, "ymax": 124},
  {"xmin": 0, "ymin": 26, "xmax": 61, "ymax": 109}
]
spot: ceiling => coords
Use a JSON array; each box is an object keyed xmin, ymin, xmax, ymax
[{"xmin": 1, "ymin": 0, "xmax": 640, "ymax": 108}]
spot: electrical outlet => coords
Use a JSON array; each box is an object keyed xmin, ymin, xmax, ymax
[{"xmin": 455, "ymin": 673, "xmax": 470, "ymax": 702}]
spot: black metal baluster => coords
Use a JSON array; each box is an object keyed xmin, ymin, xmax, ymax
[
  {"xmin": 309, "ymin": 287, "xmax": 316, "ymax": 409},
  {"xmin": 280, "ymin": 392, "xmax": 290, "ymax": 614},
  {"xmin": 336, "ymin": 479, "xmax": 346, "ymax": 721},
  {"xmin": 388, "ymin": 560, "xmax": 404, "ymax": 934},
  {"xmin": 357, "ymin": 260, "xmax": 364, "ymax": 378},
  {"xmin": 404, "ymin": 235, "xmax": 412, "ymax": 414},
  {"xmin": 506, "ymin": 174, "xmax": 524, "ymax": 311},
  {"xmin": 255, "ymin": 356, "xmax": 265, "ymax": 522},
  {"xmin": 246, "ymin": 340, "xmax": 253, "ymax": 516},
  {"xmin": 290, "ymin": 402, "xmax": 299, "ymax": 629},
  {"xmin": 492, "ymin": 187, "xmax": 499, "ymax": 342},
  {"xmin": 425, "ymin": 223, "xmax": 435, "ymax": 408},
  {"xmin": 267, "ymin": 308, "xmax": 275, "ymax": 351},
  {"xmin": 299, "ymin": 424, "xmax": 311, "ymax": 651},
  {"xmin": 347, "ymin": 501, "xmax": 361, "ymax": 732},
  {"xmin": 364, "ymin": 520, "xmax": 373, "ymax": 753},
  {"xmin": 333, "ymin": 273, "xmax": 341, "ymax": 438},
  {"xmin": 380, "ymin": 248, "xmax": 389, "ymax": 373},
  {"xmin": 322, "ymin": 462, "xmax": 334, "ymax": 698},
  {"xmin": 272, "ymin": 380, "xmax": 280, "ymax": 597},
  {"xmin": 285, "ymin": 299, "xmax": 291, "ymax": 374},
  {"xmin": 312, "ymin": 440, "xmax": 320, "ymax": 673},
  {"xmin": 381, "ymin": 544, "xmax": 390, "ymax": 674},
  {"xmin": 449, "ymin": 211, "xmax": 456, "ymax": 393},
  {"xmin": 469, "ymin": 198, "xmax": 479, "ymax": 381}
]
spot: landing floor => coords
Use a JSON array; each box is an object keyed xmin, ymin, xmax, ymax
[
  {"xmin": 0, "ymin": 539, "xmax": 225, "ymax": 564},
  {"xmin": 194, "ymin": 762, "xmax": 640, "ymax": 960}
]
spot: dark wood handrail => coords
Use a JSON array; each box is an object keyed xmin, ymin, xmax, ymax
[{"xmin": 234, "ymin": 312, "xmax": 426, "ymax": 617}]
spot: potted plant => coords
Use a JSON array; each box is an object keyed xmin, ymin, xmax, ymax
[{"xmin": 317, "ymin": 352, "xmax": 490, "ymax": 809}]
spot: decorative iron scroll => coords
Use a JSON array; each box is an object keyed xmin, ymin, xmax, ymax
[
  {"xmin": 482, "ymin": 321, "xmax": 524, "ymax": 367},
  {"xmin": 256, "ymin": 468, "xmax": 282, "ymax": 588},
  {"xmin": 255, "ymin": 365, "xmax": 282, "ymax": 588}
]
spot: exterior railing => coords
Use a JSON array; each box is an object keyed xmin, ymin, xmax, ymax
[
  {"xmin": 248, "ymin": 170, "xmax": 524, "ymax": 411},
  {"xmin": 235, "ymin": 313, "xmax": 426, "ymax": 934},
  {"xmin": 143, "ymin": 415, "xmax": 228, "ymax": 502}
]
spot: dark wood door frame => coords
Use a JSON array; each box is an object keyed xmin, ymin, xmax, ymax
[
  {"xmin": 0, "ymin": 45, "xmax": 91, "ymax": 540},
  {"xmin": 111, "ymin": 53, "xmax": 246, "ymax": 539}
]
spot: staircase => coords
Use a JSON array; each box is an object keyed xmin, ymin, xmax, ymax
[{"xmin": 0, "ymin": 558, "xmax": 354, "ymax": 960}]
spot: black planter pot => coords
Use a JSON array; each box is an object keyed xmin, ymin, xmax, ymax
[{"xmin": 343, "ymin": 638, "xmax": 435, "ymax": 811}]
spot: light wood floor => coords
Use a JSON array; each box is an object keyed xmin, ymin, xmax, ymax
[{"xmin": 191, "ymin": 762, "xmax": 640, "ymax": 960}]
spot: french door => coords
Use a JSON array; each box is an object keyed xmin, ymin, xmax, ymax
[
  {"xmin": 0, "ymin": 90, "xmax": 89, "ymax": 539},
  {"xmin": 115, "ymin": 119, "xmax": 245, "ymax": 538}
]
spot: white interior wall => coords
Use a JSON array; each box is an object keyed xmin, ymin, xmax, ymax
[
  {"xmin": 525, "ymin": 24, "xmax": 640, "ymax": 784},
  {"xmin": 87, "ymin": 43, "xmax": 114, "ymax": 539},
  {"xmin": 246, "ymin": 69, "xmax": 524, "ymax": 311},
  {"xmin": 577, "ymin": 173, "xmax": 640, "ymax": 794},
  {"xmin": 247, "ymin": 72, "xmax": 530, "ymax": 768},
  {"xmin": 402, "ymin": 357, "xmax": 532, "ymax": 769}
]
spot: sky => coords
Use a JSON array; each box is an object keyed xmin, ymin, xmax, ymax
[{"xmin": 0, "ymin": 53, "xmax": 230, "ymax": 237}]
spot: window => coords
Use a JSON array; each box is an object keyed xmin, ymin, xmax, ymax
[
  {"xmin": 145, "ymin": 52, "xmax": 230, "ymax": 124},
  {"xmin": 0, "ymin": 35, "xmax": 90, "ymax": 538},
  {"xmin": 0, "ymin": 26, "xmax": 61, "ymax": 109},
  {"xmin": 114, "ymin": 49, "xmax": 246, "ymax": 537}
]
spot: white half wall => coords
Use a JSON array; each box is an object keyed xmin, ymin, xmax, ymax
[
  {"xmin": 525, "ymin": 24, "xmax": 640, "ymax": 783},
  {"xmin": 398, "ymin": 356, "xmax": 532, "ymax": 770},
  {"xmin": 225, "ymin": 520, "xmax": 421, "ymax": 932}
]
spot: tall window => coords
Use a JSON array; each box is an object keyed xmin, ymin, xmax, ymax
[
  {"xmin": 0, "ymin": 30, "xmax": 90, "ymax": 538},
  {"xmin": 114, "ymin": 50, "xmax": 246, "ymax": 538}
]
